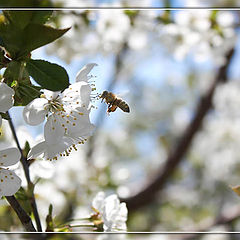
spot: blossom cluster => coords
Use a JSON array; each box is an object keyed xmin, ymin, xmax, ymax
[
  {"xmin": 23, "ymin": 63, "xmax": 97, "ymax": 161},
  {"xmin": 46, "ymin": 9, "xmax": 236, "ymax": 67},
  {"xmin": 0, "ymin": 82, "xmax": 21, "ymax": 198},
  {"xmin": 0, "ymin": 63, "xmax": 129, "ymax": 232},
  {"xmin": 91, "ymin": 191, "xmax": 128, "ymax": 232}
]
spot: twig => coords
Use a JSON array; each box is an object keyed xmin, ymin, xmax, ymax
[
  {"xmin": 7, "ymin": 112, "xmax": 42, "ymax": 232},
  {"xmin": 122, "ymin": 48, "xmax": 235, "ymax": 211},
  {"xmin": 6, "ymin": 196, "xmax": 36, "ymax": 232}
]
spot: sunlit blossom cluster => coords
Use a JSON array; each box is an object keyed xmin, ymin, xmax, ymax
[
  {"xmin": 91, "ymin": 191, "xmax": 128, "ymax": 232},
  {"xmin": 23, "ymin": 63, "xmax": 97, "ymax": 161},
  {"xmin": 159, "ymin": 11, "xmax": 236, "ymax": 65},
  {"xmin": 0, "ymin": 82, "xmax": 21, "ymax": 198},
  {"xmin": 0, "ymin": 60, "xmax": 130, "ymax": 232}
]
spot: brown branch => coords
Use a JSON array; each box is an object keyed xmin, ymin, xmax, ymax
[
  {"xmin": 122, "ymin": 48, "xmax": 235, "ymax": 212},
  {"xmin": 6, "ymin": 196, "xmax": 36, "ymax": 232},
  {"xmin": 7, "ymin": 112, "xmax": 42, "ymax": 232}
]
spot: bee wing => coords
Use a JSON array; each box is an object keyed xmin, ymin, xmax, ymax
[{"xmin": 115, "ymin": 90, "xmax": 129, "ymax": 98}]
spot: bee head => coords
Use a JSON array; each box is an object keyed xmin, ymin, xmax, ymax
[{"xmin": 101, "ymin": 90, "xmax": 108, "ymax": 98}]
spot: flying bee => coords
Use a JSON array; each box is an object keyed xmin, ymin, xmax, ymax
[{"xmin": 99, "ymin": 90, "xmax": 130, "ymax": 114}]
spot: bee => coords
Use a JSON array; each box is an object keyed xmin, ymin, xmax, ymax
[{"xmin": 99, "ymin": 90, "xmax": 130, "ymax": 113}]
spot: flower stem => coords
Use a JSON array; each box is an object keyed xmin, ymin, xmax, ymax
[
  {"xmin": 6, "ymin": 196, "xmax": 36, "ymax": 232},
  {"xmin": 7, "ymin": 111, "xmax": 42, "ymax": 232}
]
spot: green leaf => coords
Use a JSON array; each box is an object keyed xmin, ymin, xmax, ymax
[
  {"xmin": 3, "ymin": 10, "xmax": 52, "ymax": 28},
  {"xmin": 0, "ymin": 112, "xmax": 10, "ymax": 120},
  {"xmin": 17, "ymin": 82, "xmax": 41, "ymax": 106},
  {"xmin": 17, "ymin": 24, "xmax": 70, "ymax": 59},
  {"xmin": 22, "ymin": 141, "xmax": 31, "ymax": 159},
  {"xmin": 3, "ymin": 61, "xmax": 29, "ymax": 85},
  {"xmin": 3, "ymin": 10, "xmax": 33, "ymax": 29},
  {"xmin": 31, "ymin": 11, "xmax": 53, "ymax": 24},
  {"xmin": 0, "ymin": 12, "xmax": 67, "ymax": 59},
  {"xmin": 26, "ymin": 59, "xmax": 69, "ymax": 91},
  {"xmin": 0, "ymin": 0, "xmax": 32, "ymax": 7},
  {"xmin": 0, "ymin": 15, "xmax": 24, "ymax": 58},
  {"xmin": 0, "ymin": 48, "xmax": 10, "ymax": 69},
  {"xmin": 46, "ymin": 204, "xmax": 54, "ymax": 232},
  {"xmin": 15, "ymin": 187, "xmax": 32, "ymax": 215},
  {"xmin": 0, "ymin": 0, "xmax": 53, "ymax": 7}
]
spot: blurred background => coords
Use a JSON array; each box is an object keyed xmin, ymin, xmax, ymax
[{"xmin": 1, "ymin": 0, "xmax": 240, "ymax": 239}]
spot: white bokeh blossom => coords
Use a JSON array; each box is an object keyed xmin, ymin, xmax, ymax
[
  {"xmin": 0, "ymin": 148, "xmax": 21, "ymax": 197},
  {"xmin": 91, "ymin": 191, "xmax": 128, "ymax": 232},
  {"xmin": 23, "ymin": 63, "xmax": 97, "ymax": 160},
  {"xmin": 0, "ymin": 82, "xmax": 15, "ymax": 127}
]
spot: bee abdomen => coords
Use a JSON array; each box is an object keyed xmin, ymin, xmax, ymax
[{"xmin": 119, "ymin": 101, "xmax": 130, "ymax": 113}]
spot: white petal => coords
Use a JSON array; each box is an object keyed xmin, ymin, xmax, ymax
[
  {"xmin": 67, "ymin": 110, "xmax": 95, "ymax": 138},
  {"xmin": 0, "ymin": 115, "xmax": 2, "ymax": 127},
  {"xmin": 104, "ymin": 195, "xmax": 119, "ymax": 220},
  {"xmin": 0, "ymin": 148, "xmax": 21, "ymax": 167},
  {"xmin": 44, "ymin": 136, "xmax": 73, "ymax": 159},
  {"xmin": 44, "ymin": 114, "xmax": 65, "ymax": 144},
  {"xmin": 28, "ymin": 137, "xmax": 73, "ymax": 160},
  {"xmin": 92, "ymin": 191, "xmax": 105, "ymax": 212},
  {"xmin": 0, "ymin": 168, "xmax": 21, "ymax": 197},
  {"xmin": 118, "ymin": 203, "xmax": 128, "ymax": 220},
  {"xmin": 79, "ymin": 83, "xmax": 92, "ymax": 107},
  {"xmin": 23, "ymin": 98, "xmax": 48, "ymax": 125},
  {"xmin": 27, "ymin": 141, "xmax": 47, "ymax": 159},
  {"xmin": 62, "ymin": 82, "xmax": 86, "ymax": 102},
  {"xmin": 43, "ymin": 90, "xmax": 60, "ymax": 100},
  {"xmin": 75, "ymin": 63, "xmax": 98, "ymax": 82},
  {"xmin": 62, "ymin": 82, "xmax": 92, "ymax": 108},
  {"xmin": 0, "ymin": 83, "xmax": 14, "ymax": 112}
]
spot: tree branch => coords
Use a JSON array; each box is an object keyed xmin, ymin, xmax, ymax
[
  {"xmin": 6, "ymin": 196, "xmax": 36, "ymax": 232},
  {"xmin": 7, "ymin": 112, "xmax": 42, "ymax": 232},
  {"xmin": 122, "ymin": 48, "xmax": 235, "ymax": 212}
]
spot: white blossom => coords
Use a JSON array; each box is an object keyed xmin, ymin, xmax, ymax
[
  {"xmin": 92, "ymin": 191, "xmax": 128, "ymax": 232},
  {"xmin": 159, "ymin": 10, "xmax": 236, "ymax": 65},
  {"xmin": 0, "ymin": 83, "xmax": 15, "ymax": 126},
  {"xmin": 96, "ymin": 10, "xmax": 130, "ymax": 52},
  {"xmin": 0, "ymin": 148, "xmax": 21, "ymax": 197},
  {"xmin": 23, "ymin": 64, "xmax": 97, "ymax": 160}
]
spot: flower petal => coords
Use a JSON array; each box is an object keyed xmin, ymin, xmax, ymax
[
  {"xmin": 79, "ymin": 83, "xmax": 92, "ymax": 107},
  {"xmin": 67, "ymin": 110, "xmax": 95, "ymax": 138},
  {"xmin": 43, "ymin": 89, "xmax": 60, "ymax": 100},
  {"xmin": 62, "ymin": 82, "xmax": 92, "ymax": 108},
  {"xmin": 0, "ymin": 83, "xmax": 14, "ymax": 113},
  {"xmin": 44, "ymin": 136, "xmax": 73, "ymax": 159},
  {"xmin": 0, "ymin": 115, "xmax": 2, "ymax": 127},
  {"xmin": 27, "ymin": 141, "xmax": 47, "ymax": 159},
  {"xmin": 44, "ymin": 114, "xmax": 65, "ymax": 144},
  {"xmin": 92, "ymin": 191, "xmax": 105, "ymax": 211},
  {"xmin": 0, "ymin": 148, "xmax": 21, "ymax": 167},
  {"xmin": 0, "ymin": 168, "xmax": 21, "ymax": 197},
  {"xmin": 23, "ymin": 98, "xmax": 48, "ymax": 126},
  {"xmin": 75, "ymin": 63, "xmax": 98, "ymax": 82}
]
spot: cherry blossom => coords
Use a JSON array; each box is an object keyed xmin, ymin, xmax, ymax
[
  {"xmin": 0, "ymin": 148, "xmax": 21, "ymax": 197},
  {"xmin": 0, "ymin": 83, "xmax": 15, "ymax": 126},
  {"xmin": 91, "ymin": 191, "xmax": 128, "ymax": 232},
  {"xmin": 23, "ymin": 64, "xmax": 97, "ymax": 160}
]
